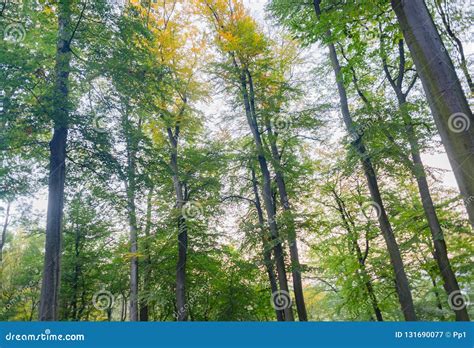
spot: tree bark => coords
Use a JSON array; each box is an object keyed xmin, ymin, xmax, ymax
[
  {"xmin": 247, "ymin": 69, "xmax": 307, "ymax": 321},
  {"xmin": 239, "ymin": 72, "xmax": 294, "ymax": 321},
  {"xmin": 125, "ymin": 117, "xmax": 139, "ymax": 322},
  {"xmin": 39, "ymin": 0, "xmax": 72, "ymax": 321},
  {"xmin": 207, "ymin": 6, "xmax": 294, "ymax": 320},
  {"xmin": 167, "ymin": 125, "xmax": 188, "ymax": 321},
  {"xmin": 381, "ymin": 41, "xmax": 470, "ymax": 321},
  {"xmin": 71, "ymin": 223, "xmax": 81, "ymax": 321},
  {"xmin": 250, "ymin": 168, "xmax": 285, "ymax": 321},
  {"xmin": 401, "ymin": 108, "xmax": 470, "ymax": 321},
  {"xmin": 426, "ymin": 262, "xmax": 444, "ymax": 312},
  {"xmin": 263, "ymin": 120, "xmax": 307, "ymax": 321},
  {"xmin": 391, "ymin": 0, "xmax": 474, "ymax": 227},
  {"xmin": 140, "ymin": 187, "xmax": 154, "ymax": 321},
  {"xmin": 313, "ymin": 0, "xmax": 417, "ymax": 321},
  {"xmin": 0, "ymin": 201, "xmax": 10, "ymax": 262},
  {"xmin": 332, "ymin": 190, "xmax": 383, "ymax": 321}
]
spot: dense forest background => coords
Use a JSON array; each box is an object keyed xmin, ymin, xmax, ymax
[{"xmin": 0, "ymin": 0, "xmax": 473, "ymax": 322}]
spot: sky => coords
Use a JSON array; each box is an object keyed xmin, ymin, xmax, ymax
[
  {"xmin": 240, "ymin": 0, "xmax": 462, "ymax": 191},
  {"xmin": 13, "ymin": 0, "xmax": 472, "ymax": 226}
]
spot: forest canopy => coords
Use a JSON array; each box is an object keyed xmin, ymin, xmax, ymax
[{"xmin": 0, "ymin": 0, "xmax": 473, "ymax": 322}]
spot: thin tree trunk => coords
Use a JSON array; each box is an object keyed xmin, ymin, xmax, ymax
[
  {"xmin": 77, "ymin": 286, "xmax": 86, "ymax": 320},
  {"xmin": 140, "ymin": 187, "xmax": 154, "ymax": 321},
  {"xmin": 120, "ymin": 293, "xmax": 127, "ymax": 322},
  {"xmin": 381, "ymin": 42, "xmax": 470, "ymax": 321},
  {"xmin": 429, "ymin": 269, "xmax": 443, "ymax": 311},
  {"xmin": 39, "ymin": 0, "xmax": 72, "ymax": 321},
  {"xmin": 264, "ymin": 122, "xmax": 307, "ymax": 321},
  {"xmin": 167, "ymin": 126, "xmax": 188, "ymax": 321},
  {"xmin": 0, "ymin": 201, "xmax": 11, "ymax": 262},
  {"xmin": 250, "ymin": 168, "xmax": 285, "ymax": 321},
  {"xmin": 239, "ymin": 71, "xmax": 294, "ymax": 321},
  {"xmin": 247, "ymin": 69, "xmax": 307, "ymax": 321},
  {"xmin": 125, "ymin": 122, "xmax": 139, "ymax": 322},
  {"xmin": 391, "ymin": 0, "xmax": 474, "ymax": 227},
  {"xmin": 332, "ymin": 190, "xmax": 383, "ymax": 321},
  {"xmin": 71, "ymin": 223, "xmax": 81, "ymax": 321},
  {"xmin": 313, "ymin": 0, "xmax": 417, "ymax": 321},
  {"xmin": 207, "ymin": 7, "xmax": 294, "ymax": 320},
  {"xmin": 399, "ymin": 95, "xmax": 470, "ymax": 322}
]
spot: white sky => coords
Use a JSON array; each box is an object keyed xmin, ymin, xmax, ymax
[
  {"xmin": 246, "ymin": 0, "xmax": 462, "ymax": 191},
  {"xmin": 11, "ymin": 0, "xmax": 472, "ymax": 226}
]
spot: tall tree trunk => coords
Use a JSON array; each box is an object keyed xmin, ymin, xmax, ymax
[
  {"xmin": 239, "ymin": 71, "xmax": 294, "ymax": 321},
  {"xmin": 332, "ymin": 190, "xmax": 383, "ymax": 321},
  {"xmin": 71, "ymin": 223, "xmax": 80, "ymax": 321},
  {"xmin": 250, "ymin": 168, "xmax": 285, "ymax": 321},
  {"xmin": 0, "ymin": 201, "xmax": 10, "ymax": 262},
  {"xmin": 247, "ymin": 70, "xmax": 307, "ymax": 321},
  {"xmin": 39, "ymin": 0, "xmax": 72, "ymax": 321},
  {"xmin": 428, "ymin": 266, "xmax": 443, "ymax": 312},
  {"xmin": 405, "ymin": 111, "xmax": 469, "ymax": 321},
  {"xmin": 140, "ymin": 187, "xmax": 154, "ymax": 321},
  {"xmin": 381, "ymin": 42, "xmax": 470, "ymax": 321},
  {"xmin": 167, "ymin": 126, "xmax": 188, "ymax": 321},
  {"xmin": 391, "ymin": 0, "xmax": 474, "ymax": 227},
  {"xmin": 313, "ymin": 0, "xmax": 417, "ymax": 321},
  {"xmin": 125, "ymin": 124, "xmax": 139, "ymax": 322},
  {"xmin": 210, "ymin": 7, "xmax": 294, "ymax": 319},
  {"xmin": 121, "ymin": 293, "xmax": 127, "ymax": 322},
  {"xmin": 268, "ymin": 137, "xmax": 308, "ymax": 321}
]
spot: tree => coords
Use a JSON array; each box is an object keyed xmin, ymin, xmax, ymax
[
  {"xmin": 198, "ymin": 0, "xmax": 308, "ymax": 320},
  {"xmin": 39, "ymin": 0, "xmax": 74, "ymax": 321},
  {"xmin": 269, "ymin": 0, "xmax": 417, "ymax": 320},
  {"xmin": 391, "ymin": 0, "xmax": 474, "ymax": 227},
  {"xmin": 2, "ymin": 0, "xmax": 473, "ymax": 324},
  {"xmin": 379, "ymin": 39, "xmax": 469, "ymax": 321}
]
